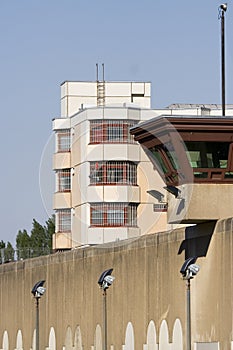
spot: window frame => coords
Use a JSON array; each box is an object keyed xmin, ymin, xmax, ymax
[
  {"xmin": 90, "ymin": 203, "xmax": 138, "ymax": 227},
  {"xmin": 89, "ymin": 161, "xmax": 137, "ymax": 185},
  {"xmin": 149, "ymin": 141, "xmax": 233, "ymax": 185},
  {"xmin": 56, "ymin": 209, "xmax": 71, "ymax": 232},
  {"xmin": 56, "ymin": 129, "xmax": 71, "ymax": 152},
  {"xmin": 56, "ymin": 169, "xmax": 71, "ymax": 192},
  {"xmin": 90, "ymin": 120, "xmax": 136, "ymax": 144},
  {"xmin": 184, "ymin": 141, "xmax": 233, "ymax": 181}
]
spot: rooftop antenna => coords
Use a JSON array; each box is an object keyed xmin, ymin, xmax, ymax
[
  {"xmin": 102, "ymin": 63, "xmax": 105, "ymax": 82},
  {"xmin": 96, "ymin": 63, "xmax": 99, "ymax": 82}
]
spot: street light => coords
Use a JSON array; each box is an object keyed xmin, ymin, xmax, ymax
[
  {"xmin": 98, "ymin": 269, "xmax": 115, "ymax": 350},
  {"xmin": 180, "ymin": 258, "xmax": 200, "ymax": 350},
  {"xmin": 31, "ymin": 280, "xmax": 46, "ymax": 350},
  {"xmin": 218, "ymin": 3, "xmax": 228, "ymax": 116}
]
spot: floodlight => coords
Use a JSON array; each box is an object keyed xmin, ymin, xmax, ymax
[
  {"xmin": 98, "ymin": 268, "xmax": 113, "ymax": 287},
  {"xmin": 31, "ymin": 280, "xmax": 46, "ymax": 298},
  {"xmin": 180, "ymin": 257, "xmax": 197, "ymax": 276},
  {"xmin": 98, "ymin": 269, "xmax": 115, "ymax": 291},
  {"xmin": 102, "ymin": 275, "xmax": 115, "ymax": 291},
  {"xmin": 31, "ymin": 280, "xmax": 46, "ymax": 299}
]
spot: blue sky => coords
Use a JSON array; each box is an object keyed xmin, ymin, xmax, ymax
[{"xmin": 0, "ymin": 0, "xmax": 232, "ymax": 245}]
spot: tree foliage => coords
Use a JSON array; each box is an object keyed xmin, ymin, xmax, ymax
[
  {"xmin": 0, "ymin": 240, "xmax": 5, "ymax": 264},
  {"xmin": 0, "ymin": 215, "xmax": 55, "ymax": 263},
  {"xmin": 0, "ymin": 241, "xmax": 14, "ymax": 263},
  {"xmin": 45, "ymin": 216, "xmax": 55, "ymax": 251},
  {"xmin": 30, "ymin": 219, "xmax": 48, "ymax": 257},
  {"xmin": 0, "ymin": 240, "xmax": 5, "ymax": 249},
  {"xmin": 5, "ymin": 242, "xmax": 14, "ymax": 262},
  {"xmin": 16, "ymin": 229, "xmax": 31, "ymax": 260}
]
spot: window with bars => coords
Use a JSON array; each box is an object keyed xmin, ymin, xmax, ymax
[
  {"xmin": 56, "ymin": 169, "xmax": 71, "ymax": 192},
  {"xmin": 90, "ymin": 203, "xmax": 138, "ymax": 227},
  {"xmin": 90, "ymin": 120, "xmax": 136, "ymax": 144},
  {"xmin": 89, "ymin": 161, "xmax": 137, "ymax": 185},
  {"xmin": 56, "ymin": 209, "xmax": 71, "ymax": 232},
  {"xmin": 56, "ymin": 129, "xmax": 71, "ymax": 152}
]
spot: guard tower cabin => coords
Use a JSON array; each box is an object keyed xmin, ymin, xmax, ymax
[{"xmin": 131, "ymin": 115, "xmax": 233, "ymax": 224}]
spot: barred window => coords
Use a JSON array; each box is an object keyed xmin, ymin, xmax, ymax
[
  {"xmin": 56, "ymin": 129, "xmax": 71, "ymax": 152},
  {"xmin": 90, "ymin": 203, "xmax": 138, "ymax": 227},
  {"xmin": 56, "ymin": 169, "xmax": 71, "ymax": 192},
  {"xmin": 90, "ymin": 161, "xmax": 137, "ymax": 185},
  {"xmin": 56, "ymin": 209, "xmax": 71, "ymax": 232},
  {"xmin": 90, "ymin": 120, "xmax": 136, "ymax": 144}
]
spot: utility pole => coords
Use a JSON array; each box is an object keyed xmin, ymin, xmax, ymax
[{"xmin": 219, "ymin": 3, "xmax": 227, "ymax": 116}]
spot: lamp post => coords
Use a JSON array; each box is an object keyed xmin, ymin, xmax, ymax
[
  {"xmin": 31, "ymin": 280, "xmax": 46, "ymax": 350},
  {"xmin": 180, "ymin": 258, "xmax": 200, "ymax": 350},
  {"xmin": 98, "ymin": 269, "xmax": 115, "ymax": 350},
  {"xmin": 219, "ymin": 3, "xmax": 227, "ymax": 116}
]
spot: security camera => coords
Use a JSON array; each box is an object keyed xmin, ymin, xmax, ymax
[
  {"xmin": 35, "ymin": 286, "xmax": 46, "ymax": 298},
  {"xmin": 98, "ymin": 268, "xmax": 113, "ymax": 286},
  {"xmin": 102, "ymin": 275, "xmax": 115, "ymax": 290},
  {"xmin": 104, "ymin": 275, "xmax": 114, "ymax": 285},
  {"xmin": 220, "ymin": 3, "xmax": 227, "ymax": 11},
  {"xmin": 185, "ymin": 264, "xmax": 200, "ymax": 279},
  {"xmin": 180, "ymin": 257, "xmax": 200, "ymax": 280}
]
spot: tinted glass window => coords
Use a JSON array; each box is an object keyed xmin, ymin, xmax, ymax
[{"xmin": 185, "ymin": 142, "xmax": 229, "ymax": 169}]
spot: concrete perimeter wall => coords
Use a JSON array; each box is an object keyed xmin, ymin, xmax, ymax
[{"xmin": 0, "ymin": 219, "xmax": 233, "ymax": 350}]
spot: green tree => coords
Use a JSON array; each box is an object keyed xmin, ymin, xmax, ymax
[
  {"xmin": 44, "ymin": 214, "xmax": 55, "ymax": 252},
  {"xmin": 30, "ymin": 219, "xmax": 47, "ymax": 257},
  {"xmin": 16, "ymin": 229, "xmax": 31, "ymax": 260},
  {"xmin": 4, "ymin": 242, "xmax": 14, "ymax": 262},
  {"xmin": 0, "ymin": 240, "xmax": 5, "ymax": 264},
  {"xmin": 1, "ymin": 215, "xmax": 55, "ymax": 262},
  {"xmin": 0, "ymin": 240, "xmax": 5, "ymax": 248}
]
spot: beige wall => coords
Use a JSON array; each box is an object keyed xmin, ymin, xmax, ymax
[
  {"xmin": 167, "ymin": 184, "xmax": 233, "ymax": 224},
  {"xmin": 0, "ymin": 219, "xmax": 233, "ymax": 350}
]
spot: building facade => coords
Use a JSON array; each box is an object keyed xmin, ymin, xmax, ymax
[
  {"xmin": 53, "ymin": 81, "xmax": 169, "ymax": 250},
  {"xmin": 53, "ymin": 80, "xmax": 233, "ymax": 250}
]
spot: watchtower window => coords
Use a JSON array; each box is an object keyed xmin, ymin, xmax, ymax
[{"xmin": 185, "ymin": 142, "xmax": 230, "ymax": 169}]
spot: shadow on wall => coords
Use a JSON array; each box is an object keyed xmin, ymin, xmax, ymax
[{"xmin": 177, "ymin": 221, "xmax": 217, "ymax": 259}]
